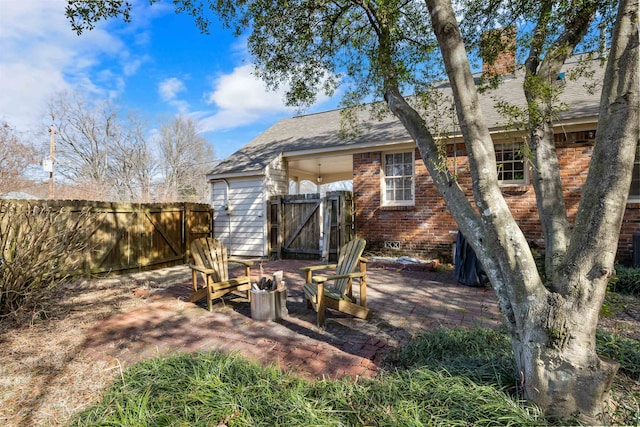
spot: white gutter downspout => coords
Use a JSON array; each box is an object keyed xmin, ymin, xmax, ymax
[{"xmin": 212, "ymin": 179, "xmax": 232, "ymax": 252}]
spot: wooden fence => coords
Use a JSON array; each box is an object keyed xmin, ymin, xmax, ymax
[{"xmin": 1, "ymin": 200, "xmax": 212, "ymax": 276}]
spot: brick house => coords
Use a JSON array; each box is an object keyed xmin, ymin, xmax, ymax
[
  {"xmin": 353, "ymin": 129, "xmax": 607, "ymax": 262},
  {"xmin": 208, "ymin": 55, "xmax": 640, "ymax": 264}
]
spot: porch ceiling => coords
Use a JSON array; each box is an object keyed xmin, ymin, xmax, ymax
[{"xmin": 287, "ymin": 154, "xmax": 353, "ymax": 184}]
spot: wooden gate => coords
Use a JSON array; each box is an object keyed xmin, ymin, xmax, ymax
[{"xmin": 268, "ymin": 192, "xmax": 354, "ymax": 261}]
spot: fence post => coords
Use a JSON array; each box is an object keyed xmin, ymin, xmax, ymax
[{"xmin": 267, "ymin": 196, "xmax": 283, "ymax": 259}]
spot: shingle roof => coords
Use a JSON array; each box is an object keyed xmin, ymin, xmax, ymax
[{"xmin": 210, "ymin": 57, "xmax": 603, "ymax": 177}]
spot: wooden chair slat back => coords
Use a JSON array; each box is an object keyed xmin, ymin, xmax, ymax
[
  {"xmin": 211, "ymin": 238, "xmax": 229, "ymax": 282},
  {"xmin": 331, "ymin": 238, "xmax": 366, "ymax": 295},
  {"xmin": 191, "ymin": 237, "xmax": 229, "ymax": 283}
]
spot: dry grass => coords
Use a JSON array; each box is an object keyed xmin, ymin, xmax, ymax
[
  {"xmin": 1, "ymin": 266, "xmax": 638, "ymax": 427},
  {"xmin": 0, "ymin": 267, "xmax": 187, "ymax": 427}
]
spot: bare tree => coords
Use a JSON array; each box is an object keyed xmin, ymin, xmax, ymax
[
  {"xmin": 48, "ymin": 91, "xmax": 157, "ymax": 202},
  {"xmin": 49, "ymin": 91, "xmax": 118, "ymax": 199},
  {"xmin": 157, "ymin": 115, "xmax": 215, "ymax": 203},
  {"xmin": 108, "ymin": 113, "xmax": 157, "ymax": 202},
  {"xmin": 0, "ymin": 122, "xmax": 39, "ymax": 197}
]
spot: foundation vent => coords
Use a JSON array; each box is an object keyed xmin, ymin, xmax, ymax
[{"xmin": 385, "ymin": 241, "xmax": 401, "ymax": 250}]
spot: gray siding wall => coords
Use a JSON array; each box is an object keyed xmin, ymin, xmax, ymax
[{"xmin": 211, "ymin": 177, "xmax": 267, "ymax": 257}]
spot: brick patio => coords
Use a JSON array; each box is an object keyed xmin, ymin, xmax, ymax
[{"xmin": 83, "ymin": 259, "xmax": 502, "ymax": 380}]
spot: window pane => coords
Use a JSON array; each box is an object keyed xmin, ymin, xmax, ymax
[
  {"xmin": 387, "ymin": 178, "xmax": 395, "ymax": 191},
  {"xmin": 386, "ymin": 189, "xmax": 393, "ymax": 200},
  {"xmin": 404, "ymin": 152, "xmax": 413, "ymax": 163},
  {"xmin": 394, "ymin": 153, "xmax": 402, "ymax": 164},
  {"xmin": 386, "ymin": 176, "xmax": 395, "ymax": 201}
]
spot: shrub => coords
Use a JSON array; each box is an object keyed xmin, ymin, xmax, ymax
[
  {"xmin": 596, "ymin": 330, "xmax": 640, "ymax": 379},
  {"xmin": 0, "ymin": 201, "xmax": 94, "ymax": 319},
  {"xmin": 609, "ymin": 264, "xmax": 640, "ymax": 297}
]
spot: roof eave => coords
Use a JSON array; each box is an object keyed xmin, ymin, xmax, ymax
[
  {"xmin": 207, "ymin": 170, "xmax": 265, "ymax": 181},
  {"xmin": 283, "ymin": 138, "xmax": 414, "ymax": 159},
  {"xmin": 281, "ymin": 114, "xmax": 600, "ymax": 159}
]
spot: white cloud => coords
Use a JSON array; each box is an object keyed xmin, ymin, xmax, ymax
[
  {"xmin": 208, "ymin": 64, "xmax": 291, "ymax": 111},
  {"xmin": 159, "ymin": 77, "xmax": 186, "ymax": 102},
  {"xmin": 122, "ymin": 54, "xmax": 149, "ymax": 76},
  {"xmin": 0, "ymin": 0, "xmax": 148, "ymax": 132},
  {"xmin": 158, "ymin": 77, "xmax": 190, "ymax": 114},
  {"xmin": 199, "ymin": 63, "xmax": 336, "ymax": 133},
  {"xmin": 199, "ymin": 64, "xmax": 297, "ymax": 132}
]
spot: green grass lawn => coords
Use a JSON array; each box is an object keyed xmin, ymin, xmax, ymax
[{"xmin": 70, "ymin": 327, "xmax": 639, "ymax": 426}]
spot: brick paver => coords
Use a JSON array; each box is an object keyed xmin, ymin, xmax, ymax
[{"xmin": 83, "ymin": 260, "xmax": 502, "ymax": 380}]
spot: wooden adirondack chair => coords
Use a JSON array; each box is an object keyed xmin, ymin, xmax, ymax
[
  {"xmin": 189, "ymin": 237, "xmax": 253, "ymax": 311},
  {"xmin": 301, "ymin": 238, "xmax": 370, "ymax": 327}
]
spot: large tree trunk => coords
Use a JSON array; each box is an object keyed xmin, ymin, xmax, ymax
[{"xmin": 381, "ymin": 0, "xmax": 638, "ymax": 422}]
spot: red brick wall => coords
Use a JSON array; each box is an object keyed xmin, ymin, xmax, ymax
[{"xmin": 354, "ymin": 131, "xmax": 640, "ymax": 264}]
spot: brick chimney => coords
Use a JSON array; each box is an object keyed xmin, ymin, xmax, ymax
[{"xmin": 481, "ymin": 26, "xmax": 516, "ymax": 76}]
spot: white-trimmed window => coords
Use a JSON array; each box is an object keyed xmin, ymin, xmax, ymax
[
  {"xmin": 630, "ymin": 145, "xmax": 640, "ymax": 202},
  {"xmin": 382, "ymin": 151, "xmax": 414, "ymax": 206},
  {"xmin": 495, "ymin": 142, "xmax": 528, "ymax": 185}
]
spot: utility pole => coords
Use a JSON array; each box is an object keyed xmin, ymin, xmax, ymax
[{"xmin": 48, "ymin": 127, "xmax": 55, "ymax": 199}]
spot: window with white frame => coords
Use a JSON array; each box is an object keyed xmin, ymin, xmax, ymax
[
  {"xmin": 382, "ymin": 151, "xmax": 414, "ymax": 206},
  {"xmin": 630, "ymin": 145, "xmax": 640, "ymax": 201},
  {"xmin": 495, "ymin": 142, "xmax": 528, "ymax": 184}
]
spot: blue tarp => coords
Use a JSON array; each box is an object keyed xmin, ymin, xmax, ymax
[{"xmin": 454, "ymin": 231, "xmax": 489, "ymax": 287}]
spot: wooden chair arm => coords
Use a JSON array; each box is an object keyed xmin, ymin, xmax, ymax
[
  {"xmin": 359, "ymin": 256, "xmax": 368, "ymax": 263},
  {"xmin": 312, "ymin": 272, "xmax": 365, "ymax": 283},
  {"xmin": 209, "ymin": 276, "xmax": 251, "ymax": 289},
  {"xmin": 300, "ymin": 264, "xmax": 338, "ymax": 273},
  {"xmin": 228, "ymin": 258, "xmax": 254, "ymax": 267},
  {"xmin": 189, "ymin": 264, "xmax": 215, "ymax": 275},
  {"xmin": 302, "ymin": 264, "xmax": 338, "ymax": 284}
]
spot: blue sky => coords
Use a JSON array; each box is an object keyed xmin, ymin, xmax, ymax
[{"xmin": 0, "ymin": 0, "xmax": 340, "ymax": 160}]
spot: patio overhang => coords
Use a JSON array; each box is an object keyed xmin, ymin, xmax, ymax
[
  {"xmin": 287, "ymin": 154, "xmax": 353, "ymax": 185},
  {"xmin": 283, "ymin": 139, "xmax": 414, "ymax": 185}
]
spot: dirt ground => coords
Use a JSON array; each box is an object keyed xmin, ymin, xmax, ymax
[{"xmin": 1, "ymin": 265, "xmax": 638, "ymax": 427}]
